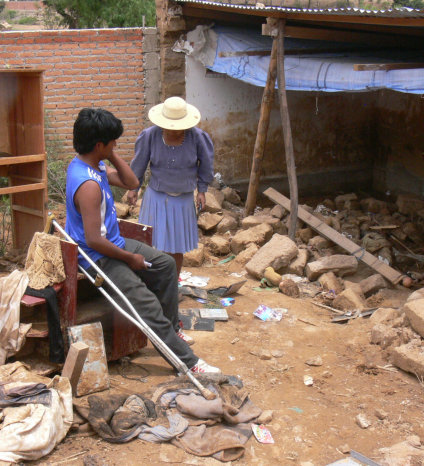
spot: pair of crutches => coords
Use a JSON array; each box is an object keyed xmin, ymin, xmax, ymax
[{"xmin": 46, "ymin": 214, "xmax": 216, "ymax": 400}]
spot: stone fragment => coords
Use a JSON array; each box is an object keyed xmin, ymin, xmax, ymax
[
  {"xmin": 391, "ymin": 341, "xmax": 424, "ymax": 377},
  {"xmin": 407, "ymin": 288, "xmax": 424, "ymax": 302},
  {"xmin": 115, "ymin": 202, "xmax": 129, "ymax": 218},
  {"xmin": 369, "ymin": 307, "xmax": 400, "ymax": 325},
  {"xmin": 396, "ymin": 193, "xmax": 424, "ymax": 215},
  {"xmin": 204, "ymin": 189, "xmax": 223, "ymax": 213},
  {"xmin": 370, "ymin": 323, "xmax": 400, "ymax": 349},
  {"xmin": 270, "ymin": 204, "xmax": 286, "ymax": 219},
  {"xmin": 339, "ymin": 444, "xmax": 350, "ymax": 454},
  {"xmin": 216, "ymin": 214, "xmax": 238, "ymax": 234},
  {"xmin": 355, "ymin": 413, "xmax": 371, "ymax": 429},
  {"xmin": 245, "ymin": 234, "xmax": 298, "ymax": 279},
  {"xmin": 297, "ymin": 228, "xmax": 314, "ymax": 244},
  {"xmin": 318, "ymin": 272, "xmax": 344, "ymax": 294},
  {"xmin": 306, "ymin": 255, "xmax": 358, "ymax": 281},
  {"xmin": 308, "ymin": 236, "xmax": 332, "ymax": 250},
  {"xmin": 403, "ymin": 299, "xmax": 424, "ymax": 338},
  {"xmin": 197, "ymin": 212, "xmax": 223, "ymax": 231},
  {"xmin": 231, "ymin": 224, "xmax": 273, "ymax": 255},
  {"xmin": 234, "ymin": 243, "xmax": 259, "ymax": 266},
  {"xmin": 183, "ymin": 243, "xmax": 205, "ymax": 267},
  {"xmin": 207, "ymin": 235, "xmax": 230, "ymax": 255},
  {"xmin": 379, "ymin": 436, "xmax": 424, "ymax": 466},
  {"xmin": 271, "ymin": 349, "xmax": 284, "ymax": 358},
  {"xmin": 287, "ymin": 249, "xmax": 309, "ymax": 276},
  {"xmin": 359, "ymin": 274, "xmax": 387, "ymax": 297},
  {"xmin": 221, "ymin": 186, "xmax": 241, "ymax": 205},
  {"xmin": 343, "ymin": 281, "xmax": 364, "ymax": 297},
  {"xmin": 335, "ymin": 193, "xmax": 357, "ymax": 210},
  {"xmin": 305, "ymin": 356, "xmax": 322, "ymax": 366},
  {"xmin": 360, "ymin": 197, "xmax": 388, "ymax": 214},
  {"xmin": 333, "ymin": 288, "xmax": 367, "ymax": 311},
  {"xmin": 241, "ymin": 215, "xmax": 282, "ymax": 231},
  {"xmin": 257, "ymin": 410, "xmax": 273, "ymax": 424},
  {"xmin": 375, "ymin": 408, "xmax": 388, "ymax": 420},
  {"xmin": 279, "ymin": 279, "xmax": 300, "ymax": 298}
]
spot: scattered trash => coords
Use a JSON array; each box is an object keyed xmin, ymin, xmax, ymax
[
  {"xmin": 196, "ymin": 298, "xmax": 208, "ymax": 304},
  {"xmin": 178, "ymin": 309, "xmax": 215, "ymax": 331},
  {"xmin": 220, "ymin": 297, "xmax": 235, "ymax": 307},
  {"xmin": 253, "ymin": 305, "xmax": 286, "ymax": 322},
  {"xmin": 208, "ymin": 280, "xmax": 247, "ymax": 297},
  {"xmin": 231, "ymin": 337, "xmax": 240, "ymax": 344},
  {"xmin": 251, "ymin": 424, "xmax": 274, "ymax": 444},
  {"xmin": 260, "ymin": 277, "xmax": 277, "ymax": 289},
  {"xmin": 199, "ymin": 308, "xmax": 228, "ymax": 321},
  {"xmin": 179, "ymin": 272, "xmax": 210, "ymax": 287},
  {"xmin": 229, "ymin": 355, "xmax": 235, "ymax": 361},
  {"xmin": 253, "ymin": 285, "xmax": 275, "ymax": 292},
  {"xmin": 217, "ymin": 255, "xmax": 236, "ymax": 264},
  {"xmin": 303, "ymin": 375, "xmax": 314, "ymax": 386},
  {"xmin": 288, "ymin": 407, "xmax": 303, "ymax": 414},
  {"xmin": 230, "ymin": 272, "xmax": 246, "ymax": 277},
  {"xmin": 179, "ymin": 285, "xmax": 208, "ymax": 300}
]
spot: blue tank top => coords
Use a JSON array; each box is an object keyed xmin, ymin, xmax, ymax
[{"xmin": 65, "ymin": 157, "xmax": 125, "ymax": 269}]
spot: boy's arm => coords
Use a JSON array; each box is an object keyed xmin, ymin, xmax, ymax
[
  {"xmin": 75, "ymin": 179, "xmax": 146, "ymax": 270},
  {"xmin": 105, "ymin": 151, "xmax": 139, "ymax": 190}
]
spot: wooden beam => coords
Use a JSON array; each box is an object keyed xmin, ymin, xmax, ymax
[
  {"xmin": 263, "ymin": 187, "xmax": 404, "ymax": 285},
  {"xmin": 277, "ymin": 20, "xmax": 298, "ymax": 240},
  {"xmin": 0, "ymin": 154, "xmax": 46, "ymax": 166},
  {"xmin": 11, "ymin": 204, "xmax": 44, "ymax": 217},
  {"xmin": 219, "ymin": 50, "xmax": 270, "ymax": 57},
  {"xmin": 0, "ymin": 182, "xmax": 46, "ymax": 195},
  {"xmin": 244, "ymin": 39, "xmax": 277, "ymax": 216},
  {"xmin": 354, "ymin": 62, "xmax": 424, "ymax": 71}
]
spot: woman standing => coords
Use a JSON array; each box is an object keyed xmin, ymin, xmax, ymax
[{"xmin": 127, "ymin": 96, "xmax": 214, "ymax": 278}]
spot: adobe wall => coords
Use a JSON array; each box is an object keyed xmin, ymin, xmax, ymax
[
  {"xmin": 0, "ymin": 27, "xmax": 160, "ymax": 162},
  {"xmin": 4, "ymin": 1, "xmax": 41, "ymax": 11}
]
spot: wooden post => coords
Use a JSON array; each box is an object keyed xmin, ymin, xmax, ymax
[
  {"xmin": 244, "ymin": 39, "xmax": 278, "ymax": 216},
  {"xmin": 276, "ymin": 20, "xmax": 298, "ymax": 240}
]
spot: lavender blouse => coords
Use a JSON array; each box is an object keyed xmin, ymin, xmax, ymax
[{"xmin": 130, "ymin": 125, "xmax": 214, "ymax": 194}]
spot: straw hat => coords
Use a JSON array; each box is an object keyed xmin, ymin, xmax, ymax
[{"xmin": 148, "ymin": 96, "xmax": 201, "ymax": 130}]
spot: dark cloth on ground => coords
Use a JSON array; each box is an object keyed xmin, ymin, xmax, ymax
[
  {"xmin": 24, "ymin": 286, "xmax": 65, "ymax": 363},
  {"xmin": 75, "ymin": 374, "xmax": 262, "ymax": 462},
  {"xmin": 0, "ymin": 382, "xmax": 51, "ymax": 407}
]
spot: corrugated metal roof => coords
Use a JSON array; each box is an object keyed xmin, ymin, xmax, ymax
[{"xmin": 177, "ymin": 0, "xmax": 424, "ymax": 19}]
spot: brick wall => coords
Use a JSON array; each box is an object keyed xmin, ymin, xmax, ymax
[
  {"xmin": 4, "ymin": 1, "xmax": 41, "ymax": 11},
  {"xmin": 0, "ymin": 27, "xmax": 160, "ymax": 161}
]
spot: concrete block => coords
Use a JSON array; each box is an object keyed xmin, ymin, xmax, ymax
[
  {"xmin": 403, "ymin": 299, "xmax": 424, "ymax": 338},
  {"xmin": 391, "ymin": 341, "xmax": 424, "ymax": 377},
  {"xmin": 305, "ymin": 255, "xmax": 358, "ymax": 281},
  {"xmin": 245, "ymin": 234, "xmax": 298, "ymax": 279}
]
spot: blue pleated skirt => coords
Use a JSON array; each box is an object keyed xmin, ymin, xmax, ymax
[{"xmin": 138, "ymin": 186, "xmax": 198, "ymax": 254}]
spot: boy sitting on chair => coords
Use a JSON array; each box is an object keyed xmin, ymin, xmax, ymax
[{"xmin": 65, "ymin": 107, "xmax": 221, "ymax": 374}]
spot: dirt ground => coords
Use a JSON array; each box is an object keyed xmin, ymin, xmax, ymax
[{"xmin": 24, "ymin": 258, "xmax": 424, "ymax": 466}]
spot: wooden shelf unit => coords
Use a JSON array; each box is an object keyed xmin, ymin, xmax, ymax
[{"xmin": 0, "ymin": 69, "xmax": 47, "ymax": 250}]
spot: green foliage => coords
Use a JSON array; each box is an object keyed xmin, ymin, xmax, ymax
[
  {"xmin": 42, "ymin": 0, "xmax": 156, "ymax": 29},
  {"xmin": 4, "ymin": 10, "xmax": 17, "ymax": 20},
  {"xmin": 45, "ymin": 113, "xmax": 70, "ymax": 206},
  {"xmin": 0, "ymin": 180, "xmax": 11, "ymax": 256},
  {"xmin": 18, "ymin": 16, "xmax": 38, "ymax": 25},
  {"xmin": 394, "ymin": 0, "xmax": 424, "ymax": 7}
]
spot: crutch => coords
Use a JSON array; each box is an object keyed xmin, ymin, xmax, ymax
[{"xmin": 46, "ymin": 214, "xmax": 216, "ymax": 400}]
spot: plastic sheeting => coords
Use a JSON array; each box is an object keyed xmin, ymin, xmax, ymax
[{"xmin": 176, "ymin": 25, "xmax": 424, "ymax": 94}]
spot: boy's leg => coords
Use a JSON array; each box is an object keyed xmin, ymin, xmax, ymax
[{"xmin": 95, "ymin": 246, "xmax": 197, "ymax": 369}]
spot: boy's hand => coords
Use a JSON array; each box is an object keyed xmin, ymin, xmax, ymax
[{"xmin": 127, "ymin": 253, "xmax": 147, "ymax": 270}]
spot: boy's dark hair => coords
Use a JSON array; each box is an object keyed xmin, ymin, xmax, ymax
[{"xmin": 73, "ymin": 108, "xmax": 124, "ymax": 155}]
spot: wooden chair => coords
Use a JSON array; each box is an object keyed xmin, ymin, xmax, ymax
[{"xmin": 21, "ymin": 220, "xmax": 151, "ymax": 362}]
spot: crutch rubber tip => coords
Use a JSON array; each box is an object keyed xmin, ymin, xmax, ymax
[{"xmin": 201, "ymin": 388, "xmax": 217, "ymax": 400}]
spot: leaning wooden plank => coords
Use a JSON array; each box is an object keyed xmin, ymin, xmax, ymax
[
  {"xmin": 61, "ymin": 341, "xmax": 89, "ymax": 396},
  {"xmin": 263, "ymin": 187, "xmax": 404, "ymax": 285}
]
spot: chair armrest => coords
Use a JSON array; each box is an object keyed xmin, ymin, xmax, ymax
[{"xmin": 118, "ymin": 219, "xmax": 153, "ymax": 247}]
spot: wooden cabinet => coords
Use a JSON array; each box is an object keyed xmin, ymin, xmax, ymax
[{"xmin": 0, "ymin": 69, "xmax": 47, "ymax": 250}]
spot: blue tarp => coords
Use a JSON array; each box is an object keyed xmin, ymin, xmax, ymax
[{"xmin": 208, "ymin": 26, "xmax": 424, "ymax": 94}]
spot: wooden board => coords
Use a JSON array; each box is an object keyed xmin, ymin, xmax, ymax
[{"xmin": 263, "ymin": 187, "xmax": 404, "ymax": 285}]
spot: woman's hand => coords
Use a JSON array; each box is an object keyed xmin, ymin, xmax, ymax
[
  {"xmin": 196, "ymin": 192, "xmax": 206, "ymax": 212},
  {"xmin": 127, "ymin": 190, "xmax": 138, "ymax": 206}
]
